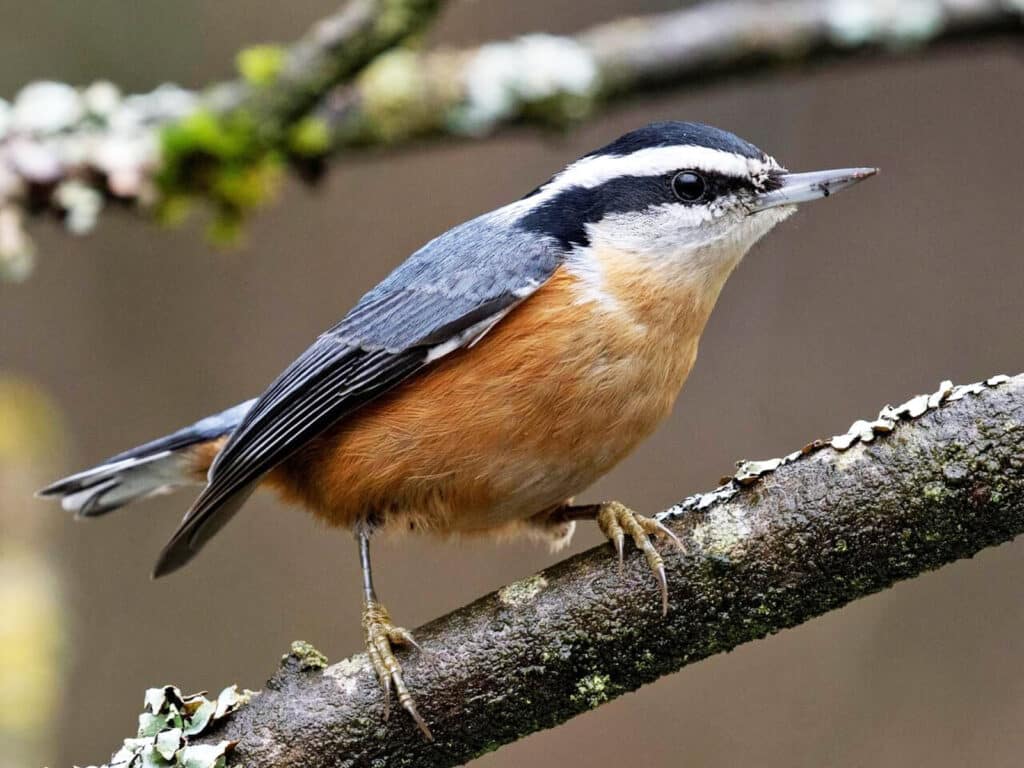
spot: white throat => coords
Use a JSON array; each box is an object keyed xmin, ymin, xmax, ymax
[{"xmin": 579, "ymin": 203, "xmax": 795, "ymax": 297}]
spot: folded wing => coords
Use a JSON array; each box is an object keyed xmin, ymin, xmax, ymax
[{"xmin": 153, "ymin": 212, "xmax": 562, "ymax": 576}]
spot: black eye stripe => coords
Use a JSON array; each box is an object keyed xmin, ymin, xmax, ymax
[
  {"xmin": 517, "ymin": 172, "xmax": 764, "ymax": 249},
  {"xmin": 674, "ymin": 171, "xmax": 756, "ymax": 203}
]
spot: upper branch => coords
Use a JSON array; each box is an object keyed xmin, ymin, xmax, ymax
[
  {"xmin": 0, "ymin": 0, "xmax": 1020, "ymax": 278},
  {"xmin": 0, "ymin": 0, "xmax": 1019, "ymax": 280},
  {"xmin": 214, "ymin": 0, "xmax": 445, "ymax": 131},
  {"xmin": 316, "ymin": 0, "xmax": 1023, "ymax": 146},
  {"xmin": 0, "ymin": 0, "xmax": 447, "ymax": 278},
  {"xmin": 153, "ymin": 374, "xmax": 1021, "ymax": 767}
]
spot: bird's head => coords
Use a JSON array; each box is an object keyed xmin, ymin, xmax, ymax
[{"xmin": 515, "ymin": 121, "xmax": 876, "ymax": 292}]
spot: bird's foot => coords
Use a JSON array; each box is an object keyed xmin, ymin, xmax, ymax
[
  {"xmin": 596, "ymin": 501, "xmax": 686, "ymax": 616},
  {"xmin": 362, "ymin": 600, "xmax": 433, "ymax": 741}
]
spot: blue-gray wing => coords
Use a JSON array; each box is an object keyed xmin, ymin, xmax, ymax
[{"xmin": 154, "ymin": 211, "xmax": 562, "ymax": 576}]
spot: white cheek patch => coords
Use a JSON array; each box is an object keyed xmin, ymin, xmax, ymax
[
  {"xmin": 587, "ymin": 203, "xmax": 719, "ymax": 254},
  {"xmin": 582, "ymin": 203, "xmax": 795, "ymax": 290}
]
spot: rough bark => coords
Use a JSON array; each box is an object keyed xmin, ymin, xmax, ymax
[{"xmin": 167, "ymin": 374, "xmax": 1023, "ymax": 767}]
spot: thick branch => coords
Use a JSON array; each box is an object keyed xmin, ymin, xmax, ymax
[{"xmin": 139, "ymin": 374, "xmax": 1023, "ymax": 767}]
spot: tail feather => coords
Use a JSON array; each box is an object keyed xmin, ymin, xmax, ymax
[
  {"xmin": 38, "ymin": 399, "xmax": 256, "ymax": 518},
  {"xmin": 40, "ymin": 451, "xmax": 183, "ymax": 517}
]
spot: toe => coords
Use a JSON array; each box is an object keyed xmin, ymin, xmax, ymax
[
  {"xmin": 654, "ymin": 562, "xmax": 668, "ymax": 616},
  {"xmin": 391, "ymin": 666, "xmax": 433, "ymax": 741},
  {"xmin": 398, "ymin": 688, "xmax": 434, "ymax": 742},
  {"xmin": 644, "ymin": 516, "xmax": 686, "ymax": 554},
  {"xmin": 389, "ymin": 626, "xmax": 422, "ymax": 651}
]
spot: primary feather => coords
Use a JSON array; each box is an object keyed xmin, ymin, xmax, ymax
[{"xmin": 152, "ymin": 208, "xmax": 563, "ymax": 576}]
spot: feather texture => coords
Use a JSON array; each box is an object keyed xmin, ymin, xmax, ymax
[{"xmin": 152, "ymin": 211, "xmax": 564, "ymax": 576}]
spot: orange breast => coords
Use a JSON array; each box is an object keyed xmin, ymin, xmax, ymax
[{"xmin": 266, "ymin": 254, "xmax": 720, "ymax": 536}]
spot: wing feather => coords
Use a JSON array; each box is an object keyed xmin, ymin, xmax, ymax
[{"xmin": 153, "ymin": 210, "xmax": 562, "ymax": 576}]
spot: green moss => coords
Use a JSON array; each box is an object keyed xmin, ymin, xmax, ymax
[
  {"xmin": 237, "ymin": 45, "xmax": 287, "ymax": 86},
  {"xmin": 571, "ymin": 673, "xmax": 615, "ymax": 709},
  {"xmin": 162, "ymin": 109, "xmax": 262, "ymax": 162},
  {"xmin": 159, "ymin": 109, "xmax": 284, "ymax": 243},
  {"xmin": 473, "ymin": 741, "xmax": 502, "ymax": 758},
  {"xmin": 210, "ymin": 157, "xmax": 282, "ymax": 211},
  {"xmin": 155, "ymin": 194, "xmax": 193, "ymax": 228},
  {"xmin": 285, "ymin": 640, "xmax": 328, "ymax": 671},
  {"xmin": 288, "ymin": 116, "xmax": 332, "ymax": 156},
  {"xmin": 922, "ymin": 482, "xmax": 948, "ymax": 502}
]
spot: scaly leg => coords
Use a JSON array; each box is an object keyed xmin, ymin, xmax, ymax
[
  {"xmin": 358, "ymin": 531, "xmax": 433, "ymax": 741},
  {"xmin": 559, "ymin": 502, "xmax": 685, "ymax": 615}
]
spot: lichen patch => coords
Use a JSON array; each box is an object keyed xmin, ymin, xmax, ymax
[
  {"xmin": 659, "ymin": 374, "xmax": 1016, "ymax": 522},
  {"xmin": 498, "ymin": 574, "xmax": 548, "ymax": 607},
  {"xmin": 283, "ymin": 639, "xmax": 328, "ymax": 671},
  {"xmin": 571, "ymin": 673, "xmax": 614, "ymax": 709},
  {"xmin": 691, "ymin": 506, "xmax": 753, "ymax": 559},
  {"xmin": 325, "ymin": 655, "xmax": 368, "ymax": 697},
  {"xmin": 88, "ymin": 684, "xmax": 250, "ymax": 768}
]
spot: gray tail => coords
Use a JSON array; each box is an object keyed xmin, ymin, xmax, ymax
[{"xmin": 38, "ymin": 399, "xmax": 256, "ymax": 518}]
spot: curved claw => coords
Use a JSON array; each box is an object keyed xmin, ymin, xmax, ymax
[
  {"xmin": 401, "ymin": 695, "xmax": 434, "ymax": 741},
  {"xmin": 654, "ymin": 562, "xmax": 668, "ymax": 616},
  {"xmin": 363, "ymin": 601, "xmax": 434, "ymax": 741},
  {"xmin": 390, "ymin": 626, "xmax": 422, "ymax": 652},
  {"xmin": 651, "ymin": 518, "xmax": 687, "ymax": 554},
  {"xmin": 595, "ymin": 502, "xmax": 681, "ymax": 615}
]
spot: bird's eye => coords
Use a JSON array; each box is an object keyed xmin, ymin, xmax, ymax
[{"xmin": 672, "ymin": 171, "xmax": 708, "ymax": 203}]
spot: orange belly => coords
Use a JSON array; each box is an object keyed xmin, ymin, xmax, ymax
[{"xmin": 264, "ymin": 258, "xmax": 719, "ymax": 536}]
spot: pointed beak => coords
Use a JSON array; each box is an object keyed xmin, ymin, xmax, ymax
[{"xmin": 751, "ymin": 167, "xmax": 878, "ymax": 212}]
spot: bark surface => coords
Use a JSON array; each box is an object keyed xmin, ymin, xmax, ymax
[{"xmin": 186, "ymin": 375, "xmax": 1024, "ymax": 767}]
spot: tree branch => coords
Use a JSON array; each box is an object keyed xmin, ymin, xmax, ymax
[
  {"xmin": 208, "ymin": 0, "xmax": 445, "ymax": 131},
  {"xmin": 0, "ymin": 0, "xmax": 447, "ymax": 278},
  {"xmin": 1, "ymin": 0, "xmax": 1020, "ymax": 278},
  {"xmin": 321, "ymin": 0, "xmax": 1023, "ymax": 146},
  {"xmin": 91, "ymin": 374, "xmax": 1024, "ymax": 767}
]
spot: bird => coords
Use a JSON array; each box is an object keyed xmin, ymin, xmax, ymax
[{"xmin": 40, "ymin": 121, "xmax": 876, "ymax": 739}]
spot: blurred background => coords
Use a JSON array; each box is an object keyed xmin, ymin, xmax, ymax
[{"xmin": 0, "ymin": 1, "xmax": 1022, "ymax": 766}]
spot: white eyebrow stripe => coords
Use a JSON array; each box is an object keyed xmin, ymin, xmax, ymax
[{"xmin": 542, "ymin": 145, "xmax": 774, "ymax": 199}]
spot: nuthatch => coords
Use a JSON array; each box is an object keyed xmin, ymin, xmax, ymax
[{"xmin": 41, "ymin": 121, "xmax": 876, "ymax": 739}]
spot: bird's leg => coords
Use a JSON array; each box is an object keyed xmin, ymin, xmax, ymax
[
  {"xmin": 558, "ymin": 502, "xmax": 685, "ymax": 615},
  {"xmin": 357, "ymin": 531, "xmax": 433, "ymax": 741}
]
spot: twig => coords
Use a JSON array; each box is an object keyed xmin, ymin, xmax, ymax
[
  {"xmin": 0, "ymin": 0, "xmax": 446, "ymax": 278},
  {"xmin": 320, "ymin": 0, "xmax": 1024, "ymax": 146},
  {"xmin": 0, "ymin": 0, "xmax": 1020, "ymax": 278},
  {"xmin": 91, "ymin": 374, "xmax": 1024, "ymax": 766}
]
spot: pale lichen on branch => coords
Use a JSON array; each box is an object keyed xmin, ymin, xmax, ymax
[
  {"xmin": 1, "ymin": 0, "xmax": 1020, "ymax": 279},
  {"xmin": 82, "ymin": 374, "xmax": 1024, "ymax": 767}
]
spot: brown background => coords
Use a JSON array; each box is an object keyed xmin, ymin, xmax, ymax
[{"xmin": 1, "ymin": 1, "xmax": 1023, "ymax": 766}]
